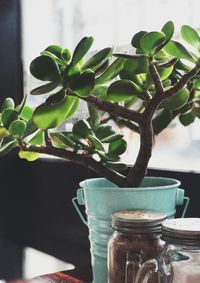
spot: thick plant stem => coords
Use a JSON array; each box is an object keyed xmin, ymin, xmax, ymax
[
  {"xmin": 21, "ymin": 144, "xmax": 126, "ymax": 187},
  {"xmin": 124, "ymin": 64, "xmax": 164, "ymax": 187},
  {"xmin": 125, "ymin": 120, "xmax": 154, "ymax": 187},
  {"xmin": 84, "ymin": 94, "xmax": 143, "ymax": 123}
]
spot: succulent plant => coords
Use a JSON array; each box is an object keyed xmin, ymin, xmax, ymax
[{"xmin": 0, "ymin": 22, "xmax": 200, "ymax": 187}]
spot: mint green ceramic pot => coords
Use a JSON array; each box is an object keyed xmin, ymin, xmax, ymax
[{"xmin": 72, "ymin": 177, "xmax": 189, "ymax": 283}]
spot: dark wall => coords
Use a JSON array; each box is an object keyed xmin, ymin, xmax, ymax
[
  {"xmin": 0, "ymin": 0, "xmax": 23, "ymax": 279},
  {"xmin": 0, "ymin": 0, "xmax": 23, "ymax": 104}
]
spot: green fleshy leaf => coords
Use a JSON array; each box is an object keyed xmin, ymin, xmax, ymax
[
  {"xmin": 65, "ymin": 97, "xmax": 80, "ymax": 120},
  {"xmin": 124, "ymin": 57, "xmax": 149, "ymax": 75},
  {"xmin": 33, "ymin": 96, "xmax": 75, "ymax": 130},
  {"xmin": 88, "ymin": 135, "xmax": 104, "ymax": 151},
  {"xmin": 61, "ymin": 48, "xmax": 71, "ymax": 62},
  {"xmin": 18, "ymin": 151, "xmax": 40, "ymax": 161},
  {"xmin": 87, "ymin": 103, "xmax": 101, "ymax": 131},
  {"xmin": 159, "ymin": 66, "xmax": 174, "ymax": 80},
  {"xmin": 120, "ymin": 70, "xmax": 145, "ymax": 86},
  {"xmin": 0, "ymin": 126, "xmax": 9, "ymax": 140},
  {"xmin": 0, "ymin": 140, "xmax": 18, "ymax": 157},
  {"xmin": 30, "ymin": 82, "xmax": 58, "ymax": 95},
  {"xmin": 161, "ymin": 21, "xmax": 174, "ymax": 42},
  {"xmin": 181, "ymin": 25, "xmax": 200, "ymax": 50},
  {"xmin": 95, "ymin": 150, "xmax": 120, "ymax": 162},
  {"xmin": 50, "ymin": 132, "xmax": 74, "ymax": 148},
  {"xmin": 154, "ymin": 50, "xmax": 170, "ymax": 60},
  {"xmin": 94, "ymin": 59, "xmax": 110, "ymax": 75},
  {"xmin": 44, "ymin": 45, "xmax": 62, "ymax": 58},
  {"xmin": 95, "ymin": 58, "xmax": 125, "ymax": 85},
  {"xmin": 95, "ymin": 125, "xmax": 115, "ymax": 140},
  {"xmin": 72, "ymin": 119, "xmax": 91, "ymax": 139},
  {"xmin": 114, "ymin": 53, "xmax": 148, "ymax": 59},
  {"xmin": 30, "ymin": 56, "xmax": 61, "ymax": 82},
  {"xmin": 108, "ymin": 139, "xmax": 127, "ymax": 156},
  {"xmin": 162, "ymin": 79, "xmax": 172, "ymax": 88},
  {"xmin": 1, "ymin": 98, "xmax": 15, "ymax": 112},
  {"xmin": 46, "ymin": 89, "xmax": 65, "ymax": 105},
  {"xmin": 156, "ymin": 58, "xmax": 178, "ymax": 69},
  {"xmin": 46, "ymin": 92, "xmax": 78, "ymax": 120},
  {"xmin": 107, "ymin": 79, "xmax": 141, "ymax": 102},
  {"xmin": 160, "ymin": 88, "xmax": 189, "ymax": 110},
  {"xmin": 69, "ymin": 70, "xmax": 95, "ymax": 97},
  {"xmin": 101, "ymin": 134, "xmax": 123, "ymax": 143},
  {"xmin": 71, "ymin": 37, "xmax": 94, "ymax": 65},
  {"xmin": 92, "ymin": 85, "xmax": 108, "ymax": 100},
  {"xmin": 64, "ymin": 65, "xmax": 81, "ymax": 81},
  {"xmin": 140, "ymin": 32, "xmax": 166, "ymax": 52},
  {"xmin": 153, "ymin": 109, "xmax": 172, "ymax": 134},
  {"xmin": 20, "ymin": 105, "xmax": 34, "ymax": 121},
  {"xmin": 68, "ymin": 133, "xmax": 88, "ymax": 149},
  {"xmin": 194, "ymin": 79, "xmax": 200, "ymax": 89},
  {"xmin": 105, "ymin": 162, "xmax": 127, "ymax": 171},
  {"xmin": 24, "ymin": 119, "xmax": 37, "ymax": 137},
  {"xmin": 179, "ymin": 112, "xmax": 195, "ymax": 126},
  {"xmin": 28, "ymin": 130, "xmax": 44, "ymax": 145},
  {"xmin": 164, "ymin": 40, "xmax": 195, "ymax": 62},
  {"xmin": 1, "ymin": 109, "xmax": 18, "ymax": 129},
  {"xmin": 9, "ymin": 120, "xmax": 26, "ymax": 138},
  {"xmin": 131, "ymin": 31, "xmax": 147, "ymax": 48},
  {"xmin": 41, "ymin": 51, "xmax": 65, "ymax": 66},
  {"xmin": 82, "ymin": 47, "xmax": 113, "ymax": 70}
]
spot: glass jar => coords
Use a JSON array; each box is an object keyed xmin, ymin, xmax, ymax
[
  {"xmin": 108, "ymin": 210, "xmax": 166, "ymax": 283},
  {"xmin": 160, "ymin": 218, "xmax": 200, "ymax": 283}
]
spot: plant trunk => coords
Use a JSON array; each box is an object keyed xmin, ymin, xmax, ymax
[{"xmin": 124, "ymin": 120, "xmax": 154, "ymax": 187}]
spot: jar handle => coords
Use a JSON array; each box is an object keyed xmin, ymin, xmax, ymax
[
  {"xmin": 135, "ymin": 259, "xmax": 158, "ymax": 283},
  {"xmin": 125, "ymin": 251, "xmax": 142, "ymax": 283}
]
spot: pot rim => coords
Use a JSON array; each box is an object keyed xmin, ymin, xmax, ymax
[{"xmin": 79, "ymin": 176, "xmax": 181, "ymax": 191}]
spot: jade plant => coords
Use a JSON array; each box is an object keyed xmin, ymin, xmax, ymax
[{"xmin": 0, "ymin": 21, "xmax": 200, "ymax": 187}]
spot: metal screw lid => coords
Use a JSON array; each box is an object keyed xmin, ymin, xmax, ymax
[
  {"xmin": 112, "ymin": 210, "xmax": 167, "ymax": 233},
  {"xmin": 162, "ymin": 218, "xmax": 200, "ymax": 240}
]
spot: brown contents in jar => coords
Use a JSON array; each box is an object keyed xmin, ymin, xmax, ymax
[{"xmin": 108, "ymin": 210, "xmax": 166, "ymax": 283}]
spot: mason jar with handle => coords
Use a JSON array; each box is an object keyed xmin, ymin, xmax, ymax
[
  {"xmin": 108, "ymin": 210, "xmax": 167, "ymax": 283},
  {"xmin": 135, "ymin": 218, "xmax": 200, "ymax": 283}
]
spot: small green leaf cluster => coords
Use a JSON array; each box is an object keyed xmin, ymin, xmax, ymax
[
  {"xmin": 108, "ymin": 22, "xmax": 200, "ymax": 133},
  {"xmin": 0, "ymin": 97, "xmax": 37, "ymax": 158},
  {"xmin": 29, "ymin": 38, "xmax": 125, "ymax": 131},
  {"xmin": 50, "ymin": 118, "xmax": 127, "ymax": 172}
]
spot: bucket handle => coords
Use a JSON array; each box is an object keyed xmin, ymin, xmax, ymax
[
  {"xmin": 181, "ymin": 197, "xmax": 190, "ymax": 218},
  {"xmin": 72, "ymin": 188, "xmax": 88, "ymax": 226},
  {"xmin": 176, "ymin": 188, "xmax": 190, "ymax": 218}
]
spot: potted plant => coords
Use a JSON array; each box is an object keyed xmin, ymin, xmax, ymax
[{"xmin": 0, "ymin": 21, "xmax": 199, "ymax": 282}]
